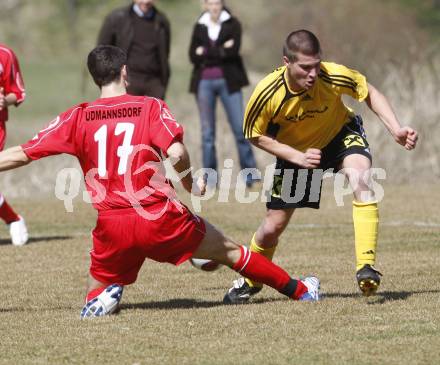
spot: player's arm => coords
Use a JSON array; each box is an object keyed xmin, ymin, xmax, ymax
[
  {"xmin": 0, "ymin": 145, "xmax": 31, "ymax": 171},
  {"xmin": 0, "ymin": 87, "xmax": 18, "ymax": 110},
  {"xmin": 150, "ymin": 100, "xmax": 205, "ymax": 195},
  {"xmin": 167, "ymin": 142, "xmax": 206, "ymax": 196},
  {"xmin": 365, "ymin": 83, "xmax": 418, "ymax": 150},
  {"xmin": 250, "ymin": 135, "xmax": 321, "ymax": 169}
]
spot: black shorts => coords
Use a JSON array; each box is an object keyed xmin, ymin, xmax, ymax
[{"xmin": 267, "ymin": 116, "xmax": 372, "ymax": 210}]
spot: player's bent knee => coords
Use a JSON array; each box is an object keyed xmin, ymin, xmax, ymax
[{"xmin": 193, "ymin": 220, "xmax": 239, "ymax": 265}]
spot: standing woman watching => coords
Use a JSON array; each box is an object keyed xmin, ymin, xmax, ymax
[{"xmin": 189, "ymin": 0, "xmax": 258, "ymax": 186}]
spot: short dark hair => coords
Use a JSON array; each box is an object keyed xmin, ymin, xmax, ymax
[
  {"xmin": 283, "ymin": 30, "xmax": 321, "ymax": 62},
  {"xmin": 87, "ymin": 45, "xmax": 127, "ymax": 88}
]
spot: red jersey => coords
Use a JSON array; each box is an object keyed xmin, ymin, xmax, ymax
[
  {"xmin": 22, "ymin": 94, "xmax": 184, "ymax": 211},
  {"xmin": 0, "ymin": 44, "xmax": 25, "ymax": 123}
]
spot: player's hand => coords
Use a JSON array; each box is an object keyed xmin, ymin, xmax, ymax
[
  {"xmin": 298, "ymin": 148, "xmax": 322, "ymax": 169},
  {"xmin": 0, "ymin": 87, "xmax": 5, "ymax": 111},
  {"xmin": 192, "ymin": 175, "xmax": 207, "ymax": 197},
  {"xmin": 394, "ymin": 126, "xmax": 418, "ymax": 150}
]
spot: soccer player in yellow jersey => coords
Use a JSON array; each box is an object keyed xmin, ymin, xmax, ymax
[{"xmin": 223, "ymin": 29, "xmax": 418, "ymax": 303}]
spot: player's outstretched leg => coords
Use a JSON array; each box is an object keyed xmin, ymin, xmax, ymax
[
  {"xmin": 191, "ymin": 220, "xmax": 320, "ymax": 304},
  {"xmin": 81, "ymin": 274, "xmax": 124, "ymax": 319},
  {"xmin": 224, "ymin": 208, "xmax": 295, "ymax": 303}
]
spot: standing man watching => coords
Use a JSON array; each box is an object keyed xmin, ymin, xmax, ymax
[
  {"xmin": 0, "ymin": 43, "xmax": 28, "ymax": 246},
  {"xmin": 98, "ymin": 0, "xmax": 170, "ymax": 99},
  {"xmin": 223, "ymin": 29, "xmax": 418, "ymax": 303}
]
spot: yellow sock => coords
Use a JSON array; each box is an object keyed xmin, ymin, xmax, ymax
[
  {"xmin": 353, "ymin": 201, "xmax": 379, "ymax": 271},
  {"xmin": 245, "ymin": 233, "xmax": 277, "ymax": 288}
]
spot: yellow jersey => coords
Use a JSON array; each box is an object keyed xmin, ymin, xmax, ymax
[{"xmin": 243, "ymin": 62, "xmax": 369, "ymax": 151}]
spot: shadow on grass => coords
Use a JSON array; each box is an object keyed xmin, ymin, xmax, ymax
[
  {"xmin": 0, "ymin": 307, "xmax": 26, "ymax": 313},
  {"xmin": 121, "ymin": 299, "xmax": 222, "ymax": 310},
  {"xmin": 324, "ymin": 289, "xmax": 440, "ymax": 304},
  {"xmin": 0, "ymin": 235, "xmax": 73, "ymax": 246},
  {"xmin": 121, "ymin": 296, "xmax": 284, "ymax": 311},
  {"xmin": 1, "ymin": 297, "xmax": 283, "ymax": 314}
]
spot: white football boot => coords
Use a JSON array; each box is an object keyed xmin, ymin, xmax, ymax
[
  {"xmin": 80, "ymin": 284, "xmax": 124, "ymax": 319},
  {"xmin": 298, "ymin": 276, "xmax": 320, "ymax": 302},
  {"xmin": 9, "ymin": 215, "xmax": 29, "ymax": 246}
]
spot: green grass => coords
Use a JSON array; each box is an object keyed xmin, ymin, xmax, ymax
[{"xmin": 0, "ymin": 184, "xmax": 439, "ymax": 365}]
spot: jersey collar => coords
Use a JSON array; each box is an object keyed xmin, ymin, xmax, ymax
[{"xmin": 282, "ymin": 68, "xmax": 307, "ymax": 97}]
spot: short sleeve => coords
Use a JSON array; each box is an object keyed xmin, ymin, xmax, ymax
[
  {"xmin": 149, "ymin": 99, "xmax": 183, "ymax": 154},
  {"xmin": 342, "ymin": 66, "xmax": 368, "ymax": 101},
  {"xmin": 243, "ymin": 82, "xmax": 273, "ymax": 139},
  {"xmin": 21, "ymin": 107, "xmax": 80, "ymax": 160},
  {"xmin": 320, "ymin": 62, "xmax": 368, "ymax": 102}
]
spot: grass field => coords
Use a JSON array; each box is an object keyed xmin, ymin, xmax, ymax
[
  {"xmin": 0, "ymin": 1, "xmax": 438, "ymax": 364},
  {"xmin": 0, "ymin": 183, "xmax": 439, "ymax": 365}
]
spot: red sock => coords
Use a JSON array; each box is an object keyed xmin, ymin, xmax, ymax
[
  {"xmin": 0, "ymin": 196, "xmax": 20, "ymax": 224},
  {"xmin": 233, "ymin": 246, "xmax": 308, "ymax": 300},
  {"xmin": 85, "ymin": 287, "xmax": 106, "ymax": 303}
]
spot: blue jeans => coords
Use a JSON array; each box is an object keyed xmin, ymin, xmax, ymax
[{"xmin": 196, "ymin": 78, "xmax": 257, "ymax": 173}]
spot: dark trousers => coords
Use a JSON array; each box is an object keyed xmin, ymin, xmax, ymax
[{"xmin": 128, "ymin": 73, "xmax": 166, "ymax": 99}]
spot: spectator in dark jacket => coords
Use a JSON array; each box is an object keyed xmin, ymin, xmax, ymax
[
  {"xmin": 189, "ymin": 0, "xmax": 258, "ymax": 186},
  {"xmin": 98, "ymin": 0, "xmax": 170, "ymax": 99}
]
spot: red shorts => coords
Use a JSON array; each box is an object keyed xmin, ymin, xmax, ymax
[{"xmin": 89, "ymin": 202, "xmax": 206, "ymax": 286}]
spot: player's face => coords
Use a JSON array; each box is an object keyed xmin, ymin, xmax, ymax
[
  {"xmin": 284, "ymin": 52, "xmax": 321, "ymax": 91},
  {"xmin": 133, "ymin": 0, "xmax": 155, "ymax": 14},
  {"xmin": 205, "ymin": 0, "xmax": 223, "ymax": 21}
]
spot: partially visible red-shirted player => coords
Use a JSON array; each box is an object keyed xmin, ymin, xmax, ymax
[
  {"xmin": 0, "ymin": 43, "xmax": 28, "ymax": 246},
  {"xmin": 0, "ymin": 46, "xmax": 320, "ymax": 318}
]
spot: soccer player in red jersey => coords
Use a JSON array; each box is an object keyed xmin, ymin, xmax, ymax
[
  {"xmin": 0, "ymin": 46, "xmax": 320, "ymax": 318},
  {"xmin": 0, "ymin": 43, "xmax": 28, "ymax": 245}
]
